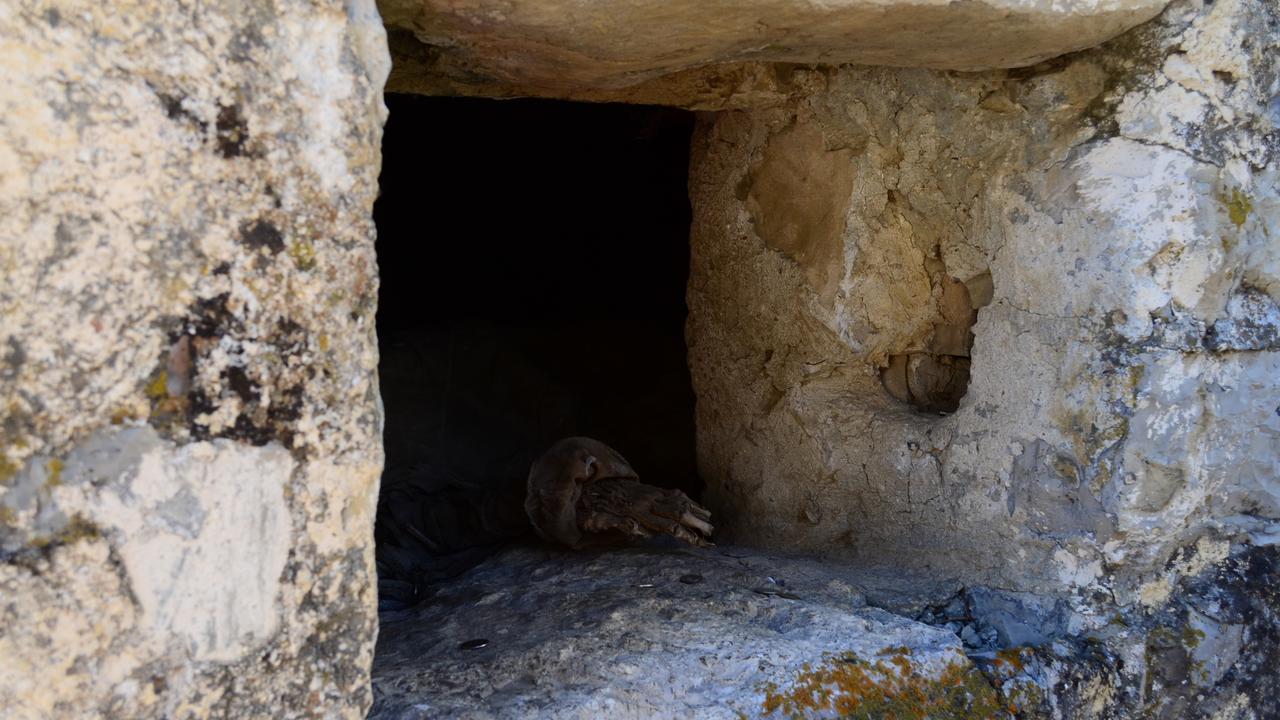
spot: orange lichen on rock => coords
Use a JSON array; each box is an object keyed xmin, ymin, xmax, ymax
[{"xmin": 761, "ymin": 648, "xmax": 1011, "ymax": 719}]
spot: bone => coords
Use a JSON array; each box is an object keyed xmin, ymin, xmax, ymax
[{"xmin": 681, "ymin": 512, "xmax": 714, "ymax": 536}]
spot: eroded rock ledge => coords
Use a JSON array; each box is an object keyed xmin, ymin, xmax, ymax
[
  {"xmin": 371, "ymin": 542, "xmax": 1280, "ymax": 718},
  {"xmin": 379, "ymin": 0, "xmax": 1170, "ymax": 101}
]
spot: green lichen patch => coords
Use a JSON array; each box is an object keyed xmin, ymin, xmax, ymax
[
  {"xmin": 0, "ymin": 453, "xmax": 17, "ymax": 484},
  {"xmin": 761, "ymin": 649, "xmax": 1011, "ymax": 719},
  {"xmin": 288, "ymin": 241, "xmax": 316, "ymax": 271},
  {"xmin": 1224, "ymin": 189, "xmax": 1252, "ymax": 228},
  {"xmin": 144, "ymin": 370, "xmax": 170, "ymax": 400},
  {"xmin": 45, "ymin": 458, "xmax": 64, "ymax": 487},
  {"xmin": 29, "ymin": 514, "xmax": 100, "ymax": 549}
]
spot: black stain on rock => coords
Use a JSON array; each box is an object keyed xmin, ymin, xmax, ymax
[
  {"xmin": 962, "ymin": 545, "xmax": 1280, "ymax": 719},
  {"xmin": 215, "ymin": 104, "xmax": 250, "ymax": 158},
  {"xmin": 1204, "ymin": 286, "xmax": 1280, "ymax": 352},
  {"xmin": 160, "ymin": 302, "xmax": 310, "ymax": 452},
  {"xmin": 148, "ymin": 85, "xmax": 207, "ymax": 132},
  {"xmin": 45, "ymin": 220, "xmax": 78, "ymax": 266},
  {"xmin": 1140, "ymin": 545, "xmax": 1280, "ymax": 719},
  {"xmin": 2, "ymin": 338, "xmax": 25, "ymax": 380},
  {"xmin": 225, "ymin": 365, "xmax": 258, "ymax": 403},
  {"xmin": 240, "ymin": 220, "xmax": 284, "ymax": 254},
  {"xmin": 182, "ymin": 293, "xmax": 240, "ymax": 341},
  {"xmin": 2, "ymin": 405, "xmax": 34, "ymax": 448},
  {"xmin": 228, "ymin": 27, "xmax": 265, "ymax": 63}
]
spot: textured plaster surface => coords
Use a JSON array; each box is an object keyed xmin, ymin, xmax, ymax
[
  {"xmin": 0, "ymin": 0, "xmax": 389, "ymax": 716},
  {"xmin": 687, "ymin": 0, "xmax": 1279, "ymax": 604},
  {"xmin": 379, "ymin": 0, "xmax": 1169, "ymax": 98}
]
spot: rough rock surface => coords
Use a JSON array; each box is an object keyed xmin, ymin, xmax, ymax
[
  {"xmin": 688, "ymin": 0, "xmax": 1279, "ymax": 600},
  {"xmin": 374, "ymin": 544, "xmax": 1280, "ymax": 719},
  {"xmin": 0, "ymin": 1, "xmax": 389, "ymax": 716},
  {"xmin": 370, "ymin": 544, "xmax": 976, "ymax": 719},
  {"xmin": 379, "ymin": 0, "xmax": 1169, "ymax": 98},
  {"xmin": 2, "ymin": 0, "xmax": 1276, "ymax": 714},
  {"xmin": 678, "ymin": 0, "xmax": 1279, "ymax": 713}
]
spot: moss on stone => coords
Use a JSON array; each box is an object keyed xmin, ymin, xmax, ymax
[
  {"xmin": 144, "ymin": 370, "xmax": 169, "ymax": 400},
  {"xmin": 992, "ymin": 648, "xmax": 1028, "ymax": 673},
  {"xmin": 1181, "ymin": 624, "xmax": 1206, "ymax": 649},
  {"xmin": 29, "ymin": 514, "xmax": 100, "ymax": 549},
  {"xmin": 45, "ymin": 458, "xmax": 64, "ymax": 487},
  {"xmin": 761, "ymin": 649, "xmax": 1010, "ymax": 719},
  {"xmin": 1128, "ymin": 364, "xmax": 1145, "ymax": 394},
  {"xmin": 288, "ymin": 241, "xmax": 316, "ymax": 271},
  {"xmin": 0, "ymin": 453, "xmax": 16, "ymax": 484},
  {"xmin": 1222, "ymin": 188, "xmax": 1252, "ymax": 228}
]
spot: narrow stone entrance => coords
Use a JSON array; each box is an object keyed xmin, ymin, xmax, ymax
[
  {"xmin": 371, "ymin": 94, "xmax": 701, "ymax": 609},
  {"xmin": 366, "ymin": 93, "xmax": 1004, "ymax": 720}
]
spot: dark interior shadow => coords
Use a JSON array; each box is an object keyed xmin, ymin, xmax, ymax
[{"xmin": 373, "ymin": 95, "xmax": 699, "ymax": 612}]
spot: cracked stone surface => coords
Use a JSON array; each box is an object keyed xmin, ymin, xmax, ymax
[{"xmin": 370, "ymin": 544, "xmax": 971, "ymax": 719}]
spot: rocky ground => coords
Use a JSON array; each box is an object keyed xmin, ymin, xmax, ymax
[{"xmin": 369, "ymin": 543, "xmax": 997, "ymax": 719}]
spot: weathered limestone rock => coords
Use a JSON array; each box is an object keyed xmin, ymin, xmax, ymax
[
  {"xmin": 379, "ymin": 0, "xmax": 1169, "ymax": 99},
  {"xmin": 2, "ymin": 0, "xmax": 1274, "ymax": 713},
  {"xmin": 370, "ymin": 545, "xmax": 982, "ymax": 719},
  {"xmin": 690, "ymin": 0, "xmax": 1278, "ymax": 596},
  {"xmin": 683, "ymin": 0, "xmax": 1279, "ymax": 713},
  {"xmin": 0, "ymin": 1, "xmax": 389, "ymax": 716},
  {"xmin": 385, "ymin": 32, "xmax": 819, "ymax": 110}
]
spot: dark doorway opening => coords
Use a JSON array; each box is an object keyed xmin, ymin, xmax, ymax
[{"xmin": 373, "ymin": 94, "xmax": 699, "ymax": 610}]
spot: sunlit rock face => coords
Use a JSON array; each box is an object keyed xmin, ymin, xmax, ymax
[
  {"xmin": 378, "ymin": 0, "xmax": 1169, "ymax": 98},
  {"xmin": 687, "ymin": 0, "xmax": 1279, "ymax": 600},
  {"xmin": 1, "ymin": 0, "xmax": 1276, "ymax": 715},
  {"xmin": 0, "ymin": 1, "xmax": 389, "ymax": 717},
  {"xmin": 681, "ymin": 0, "xmax": 1279, "ymax": 714}
]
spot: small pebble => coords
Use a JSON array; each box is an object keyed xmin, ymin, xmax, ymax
[
  {"xmin": 459, "ymin": 638, "xmax": 489, "ymax": 650},
  {"xmin": 678, "ymin": 574, "xmax": 703, "ymax": 585}
]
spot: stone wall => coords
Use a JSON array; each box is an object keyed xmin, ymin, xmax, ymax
[
  {"xmin": 2, "ymin": 0, "xmax": 1276, "ymax": 714},
  {"xmin": 687, "ymin": 0, "xmax": 1279, "ymax": 607},
  {"xmin": 0, "ymin": 1, "xmax": 389, "ymax": 716},
  {"xmin": 679, "ymin": 3, "xmax": 1279, "ymax": 712}
]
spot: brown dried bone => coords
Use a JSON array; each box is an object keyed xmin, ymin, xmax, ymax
[{"xmin": 524, "ymin": 437, "xmax": 714, "ymax": 549}]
